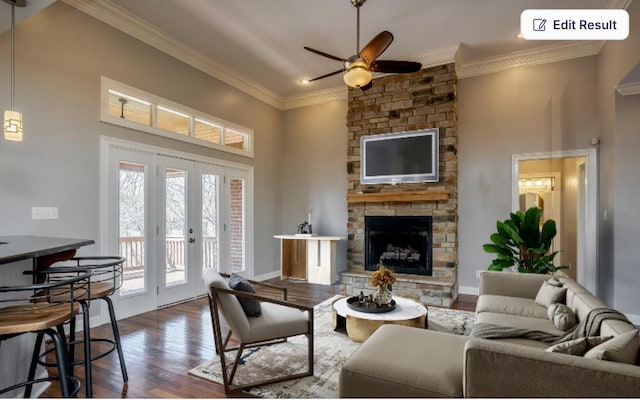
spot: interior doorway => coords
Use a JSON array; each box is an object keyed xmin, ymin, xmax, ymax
[{"xmin": 512, "ymin": 149, "xmax": 597, "ymax": 293}]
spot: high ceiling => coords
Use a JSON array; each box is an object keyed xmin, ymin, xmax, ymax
[
  {"xmin": 4, "ymin": 0, "xmax": 622, "ymax": 103},
  {"xmin": 107, "ymin": 0, "xmax": 610, "ymax": 97}
]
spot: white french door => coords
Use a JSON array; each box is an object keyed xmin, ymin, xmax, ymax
[
  {"xmin": 156, "ymin": 156, "xmax": 226, "ymax": 306},
  {"xmin": 103, "ymin": 138, "xmax": 253, "ymax": 318}
]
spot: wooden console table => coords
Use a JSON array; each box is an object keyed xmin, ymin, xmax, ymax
[{"xmin": 274, "ymin": 235, "xmax": 344, "ymax": 285}]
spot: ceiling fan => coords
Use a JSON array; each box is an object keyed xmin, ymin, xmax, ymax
[{"xmin": 303, "ymin": 0, "xmax": 422, "ymax": 90}]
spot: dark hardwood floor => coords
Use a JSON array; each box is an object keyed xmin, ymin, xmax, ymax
[{"xmin": 43, "ymin": 278, "xmax": 477, "ymax": 398}]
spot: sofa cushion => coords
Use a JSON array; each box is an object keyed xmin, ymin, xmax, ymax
[
  {"xmin": 535, "ymin": 280, "xmax": 567, "ymax": 307},
  {"xmin": 547, "ymin": 303, "xmax": 578, "ymax": 331},
  {"xmin": 584, "ymin": 330, "xmax": 640, "ymax": 364},
  {"xmin": 477, "ymin": 295, "xmax": 548, "ymax": 319},
  {"xmin": 475, "ymin": 311, "xmax": 564, "ymax": 336},
  {"xmin": 339, "ymin": 325, "xmax": 472, "ymax": 398},
  {"xmin": 546, "ymin": 336, "xmax": 612, "ymax": 356},
  {"xmin": 558, "ymin": 277, "xmax": 590, "ymax": 309}
]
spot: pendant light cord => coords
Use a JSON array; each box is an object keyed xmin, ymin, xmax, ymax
[{"xmin": 10, "ymin": 2, "xmax": 16, "ymax": 110}]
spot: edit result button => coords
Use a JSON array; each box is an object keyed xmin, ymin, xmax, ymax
[{"xmin": 521, "ymin": 9, "xmax": 629, "ymax": 40}]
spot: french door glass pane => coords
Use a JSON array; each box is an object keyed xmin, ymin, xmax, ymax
[
  {"xmin": 229, "ymin": 178, "xmax": 245, "ymax": 273},
  {"xmin": 202, "ymin": 173, "xmax": 219, "ymax": 271},
  {"xmin": 166, "ymin": 168, "xmax": 187, "ymax": 286},
  {"xmin": 119, "ymin": 161, "xmax": 146, "ymax": 296}
]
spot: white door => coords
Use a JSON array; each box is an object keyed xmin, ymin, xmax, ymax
[{"xmin": 156, "ymin": 155, "xmax": 224, "ymax": 306}]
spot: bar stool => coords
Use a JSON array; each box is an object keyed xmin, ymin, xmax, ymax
[
  {"xmin": 0, "ymin": 267, "xmax": 91, "ymax": 398},
  {"xmin": 54, "ymin": 257, "xmax": 129, "ymax": 387}
]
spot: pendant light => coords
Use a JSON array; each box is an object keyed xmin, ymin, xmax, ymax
[{"xmin": 3, "ymin": 0, "xmax": 26, "ymax": 142}]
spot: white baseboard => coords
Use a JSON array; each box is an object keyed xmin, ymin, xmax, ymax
[
  {"xmin": 253, "ymin": 270, "xmax": 280, "ymax": 281},
  {"xmin": 458, "ymin": 286, "xmax": 479, "ymax": 296}
]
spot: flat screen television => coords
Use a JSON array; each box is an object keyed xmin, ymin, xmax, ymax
[{"xmin": 360, "ymin": 128, "xmax": 439, "ymax": 184}]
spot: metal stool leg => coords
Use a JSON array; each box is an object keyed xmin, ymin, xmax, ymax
[
  {"xmin": 81, "ymin": 301, "xmax": 93, "ymax": 397},
  {"xmin": 24, "ymin": 332, "xmax": 45, "ymax": 398},
  {"xmin": 47, "ymin": 328, "xmax": 73, "ymax": 398},
  {"xmin": 104, "ymin": 296, "xmax": 128, "ymax": 383}
]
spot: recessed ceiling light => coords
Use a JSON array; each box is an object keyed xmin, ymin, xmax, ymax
[
  {"xmin": 299, "ymin": 78, "xmax": 311, "ymax": 85},
  {"xmin": 516, "ymin": 32, "xmax": 523, "ymax": 39}
]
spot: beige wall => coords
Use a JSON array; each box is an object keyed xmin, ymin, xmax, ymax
[
  {"xmin": 612, "ymin": 92, "xmax": 640, "ymax": 313},
  {"xmin": 0, "ymin": 2, "xmax": 284, "ymax": 276},
  {"xmin": 596, "ymin": 0, "xmax": 640, "ymax": 311},
  {"xmin": 457, "ymin": 56, "xmax": 598, "ymax": 291},
  {"xmin": 281, "ymin": 100, "xmax": 349, "ymax": 271}
]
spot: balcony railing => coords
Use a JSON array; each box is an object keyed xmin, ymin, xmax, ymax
[{"xmin": 119, "ymin": 235, "xmax": 218, "ymax": 279}]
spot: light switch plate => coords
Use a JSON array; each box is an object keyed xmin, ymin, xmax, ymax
[{"xmin": 32, "ymin": 207, "xmax": 59, "ymax": 220}]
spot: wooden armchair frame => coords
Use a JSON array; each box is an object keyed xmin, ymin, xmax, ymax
[{"xmin": 207, "ymin": 274, "xmax": 314, "ymax": 394}]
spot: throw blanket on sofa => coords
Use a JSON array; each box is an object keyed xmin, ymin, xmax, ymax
[
  {"xmin": 469, "ymin": 323, "xmax": 559, "ymax": 344},
  {"xmin": 555, "ymin": 307, "xmax": 630, "ymax": 343},
  {"xmin": 470, "ymin": 308, "xmax": 630, "ymax": 345}
]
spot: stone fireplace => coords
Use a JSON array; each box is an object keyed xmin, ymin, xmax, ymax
[
  {"xmin": 339, "ymin": 63, "xmax": 458, "ymax": 307},
  {"xmin": 365, "ymin": 216, "xmax": 432, "ymax": 276}
]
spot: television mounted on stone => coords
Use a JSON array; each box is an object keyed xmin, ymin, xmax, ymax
[{"xmin": 360, "ymin": 128, "xmax": 439, "ymax": 184}]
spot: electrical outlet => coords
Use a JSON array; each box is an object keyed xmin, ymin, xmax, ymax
[{"xmin": 32, "ymin": 207, "xmax": 59, "ymax": 220}]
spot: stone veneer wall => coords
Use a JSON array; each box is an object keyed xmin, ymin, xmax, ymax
[{"xmin": 340, "ymin": 63, "xmax": 459, "ymax": 306}]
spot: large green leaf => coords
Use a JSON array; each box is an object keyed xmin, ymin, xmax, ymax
[
  {"xmin": 510, "ymin": 210, "xmax": 524, "ymax": 227},
  {"xmin": 482, "ymin": 244, "xmax": 513, "ymax": 257},
  {"xmin": 490, "ymin": 233, "xmax": 511, "ymax": 248},
  {"xmin": 499, "ymin": 221, "xmax": 523, "ymax": 245},
  {"xmin": 522, "ymin": 207, "xmax": 542, "ymax": 248},
  {"xmin": 540, "ymin": 220, "xmax": 557, "ymax": 249}
]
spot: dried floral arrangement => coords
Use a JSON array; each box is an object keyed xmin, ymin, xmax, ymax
[{"xmin": 370, "ymin": 261, "xmax": 396, "ymax": 289}]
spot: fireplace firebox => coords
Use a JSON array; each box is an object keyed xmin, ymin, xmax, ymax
[{"xmin": 365, "ymin": 216, "xmax": 433, "ymax": 276}]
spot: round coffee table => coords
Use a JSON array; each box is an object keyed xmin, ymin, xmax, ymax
[{"xmin": 332, "ymin": 296, "xmax": 427, "ymax": 342}]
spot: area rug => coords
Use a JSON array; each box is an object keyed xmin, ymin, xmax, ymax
[{"xmin": 189, "ymin": 295, "xmax": 474, "ymax": 398}]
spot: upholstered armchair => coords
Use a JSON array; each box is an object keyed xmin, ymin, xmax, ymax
[{"xmin": 203, "ymin": 269, "xmax": 314, "ymax": 393}]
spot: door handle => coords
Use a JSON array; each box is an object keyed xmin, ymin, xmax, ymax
[{"xmin": 188, "ymin": 238, "xmax": 196, "ymax": 243}]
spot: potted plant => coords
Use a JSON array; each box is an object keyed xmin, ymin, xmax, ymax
[{"xmin": 483, "ymin": 206, "xmax": 567, "ymax": 274}]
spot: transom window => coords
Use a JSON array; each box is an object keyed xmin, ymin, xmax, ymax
[{"xmin": 101, "ymin": 77, "xmax": 253, "ymax": 158}]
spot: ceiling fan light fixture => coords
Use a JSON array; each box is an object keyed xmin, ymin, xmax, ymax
[{"xmin": 343, "ymin": 61, "xmax": 372, "ymax": 88}]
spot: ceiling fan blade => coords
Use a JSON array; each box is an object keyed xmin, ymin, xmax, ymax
[
  {"xmin": 304, "ymin": 46, "xmax": 347, "ymax": 62},
  {"xmin": 370, "ymin": 60, "xmax": 422, "ymax": 73},
  {"xmin": 307, "ymin": 68, "xmax": 346, "ymax": 83},
  {"xmin": 359, "ymin": 31, "xmax": 394, "ymax": 64}
]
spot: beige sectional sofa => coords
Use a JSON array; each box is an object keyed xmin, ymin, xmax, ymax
[{"xmin": 339, "ymin": 271, "xmax": 640, "ymax": 398}]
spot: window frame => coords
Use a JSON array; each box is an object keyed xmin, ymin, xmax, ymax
[{"xmin": 100, "ymin": 77, "xmax": 254, "ymax": 158}]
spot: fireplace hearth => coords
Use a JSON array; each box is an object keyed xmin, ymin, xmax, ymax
[{"xmin": 365, "ymin": 216, "xmax": 432, "ymax": 276}]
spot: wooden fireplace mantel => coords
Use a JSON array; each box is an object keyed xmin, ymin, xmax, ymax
[{"xmin": 347, "ymin": 190, "xmax": 449, "ymax": 204}]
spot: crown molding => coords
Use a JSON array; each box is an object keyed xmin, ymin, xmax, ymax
[
  {"xmin": 616, "ymin": 81, "xmax": 640, "ymax": 96},
  {"xmin": 62, "ymin": 0, "xmax": 284, "ymax": 109},
  {"xmin": 457, "ymin": 41, "xmax": 603, "ymax": 79},
  {"xmin": 415, "ymin": 44, "xmax": 460, "ymax": 69},
  {"xmin": 281, "ymin": 86, "xmax": 347, "ymax": 110}
]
